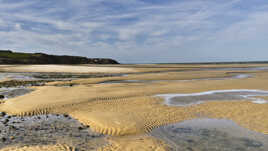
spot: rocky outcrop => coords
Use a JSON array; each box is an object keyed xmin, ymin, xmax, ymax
[{"xmin": 0, "ymin": 50, "xmax": 119, "ymax": 64}]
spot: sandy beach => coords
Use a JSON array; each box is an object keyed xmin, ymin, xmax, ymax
[{"xmin": 0, "ymin": 64, "xmax": 268, "ymax": 150}]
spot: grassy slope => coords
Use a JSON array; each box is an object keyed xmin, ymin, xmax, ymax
[
  {"xmin": 0, "ymin": 51, "xmax": 40, "ymax": 59},
  {"xmin": 0, "ymin": 50, "xmax": 118, "ymax": 64}
]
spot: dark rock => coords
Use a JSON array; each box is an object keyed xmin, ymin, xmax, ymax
[
  {"xmin": 1, "ymin": 137, "xmax": 6, "ymax": 142},
  {"xmin": 9, "ymin": 125, "xmax": 17, "ymax": 130},
  {"xmin": 0, "ymin": 112, "xmax": 6, "ymax": 117},
  {"xmin": 0, "ymin": 80, "xmax": 52, "ymax": 88},
  {"xmin": 186, "ymin": 139, "xmax": 195, "ymax": 143},
  {"xmin": 0, "ymin": 95, "xmax": 4, "ymax": 99},
  {"xmin": 63, "ymin": 114, "xmax": 69, "ymax": 118},
  {"xmin": 3, "ymin": 119, "xmax": 9, "ymax": 124}
]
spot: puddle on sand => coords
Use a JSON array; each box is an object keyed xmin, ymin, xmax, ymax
[
  {"xmin": 157, "ymin": 89, "xmax": 268, "ymax": 106},
  {"xmin": 100, "ymin": 80, "xmax": 150, "ymax": 84},
  {"xmin": 100, "ymin": 73, "xmax": 253, "ymax": 85},
  {"xmin": 0, "ymin": 72, "xmax": 38, "ymax": 81},
  {"xmin": 231, "ymin": 74, "xmax": 252, "ymax": 79},
  {"xmin": 151, "ymin": 118, "xmax": 268, "ymax": 151},
  {"xmin": 214, "ymin": 66, "xmax": 268, "ymax": 71},
  {"xmin": 0, "ymin": 87, "xmax": 33, "ymax": 99},
  {"xmin": 0, "ymin": 72, "xmax": 127, "ymax": 83}
]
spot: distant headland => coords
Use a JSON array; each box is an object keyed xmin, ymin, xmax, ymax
[{"xmin": 0, "ymin": 50, "xmax": 119, "ymax": 64}]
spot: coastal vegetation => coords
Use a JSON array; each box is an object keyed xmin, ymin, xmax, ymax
[{"xmin": 0, "ymin": 50, "xmax": 119, "ymax": 64}]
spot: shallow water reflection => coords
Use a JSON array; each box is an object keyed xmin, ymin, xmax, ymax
[
  {"xmin": 151, "ymin": 119, "xmax": 268, "ymax": 151},
  {"xmin": 157, "ymin": 90, "xmax": 268, "ymax": 106},
  {"xmin": 0, "ymin": 87, "xmax": 33, "ymax": 99},
  {"xmin": 0, "ymin": 72, "xmax": 37, "ymax": 81}
]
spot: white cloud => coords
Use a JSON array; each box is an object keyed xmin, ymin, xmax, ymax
[
  {"xmin": 150, "ymin": 30, "xmax": 168, "ymax": 36},
  {"xmin": 0, "ymin": 1, "xmax": 35, "ymax": 10},
  {"xmin": 0, "ymin": 0, "xmax": 268, "ymax": 63},
  {"xmin": 213, "ymin": 11, "xmax": 268, "ymax": 42},
  {"xmin": 14, "ymin": 23, "xmax": 21, "ymax": 30}
]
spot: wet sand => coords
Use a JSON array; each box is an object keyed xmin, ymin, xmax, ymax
[
  {"xmin": 0, "ymin": 64, "xmax": 268, "ymax": 150},
  {"xmin": 99, "ymin": 73, "xmax": 253, "ymax": 84},
  {"xmin": 0, "ymin": 113, "xmax": 105, "ymax": 150}
]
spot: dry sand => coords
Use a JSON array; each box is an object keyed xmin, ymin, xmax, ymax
[
  {"xmin": 0, "ymin": 65, "xmax": 135, "ymax": 73},
  {"xmin": 1, "ymin": 64, "xmax": 268, "ymax": 150}
]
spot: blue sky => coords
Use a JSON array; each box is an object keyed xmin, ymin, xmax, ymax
[{"xmin": 0, "ymin": 0, "xmax": 268, "ymax": 63}]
